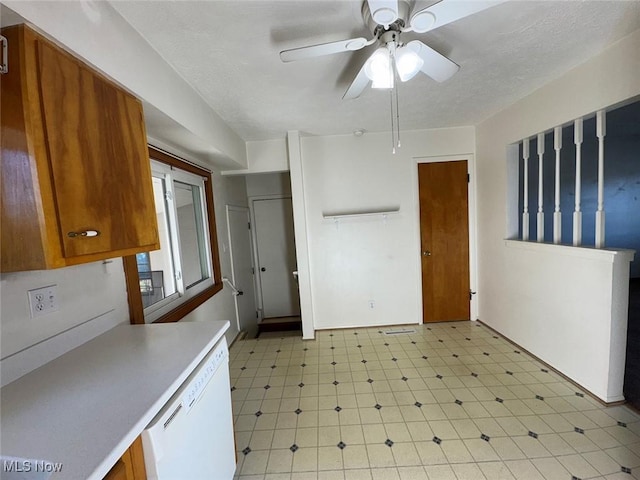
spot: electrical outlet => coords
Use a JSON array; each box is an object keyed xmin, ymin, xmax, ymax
[{"xmin": 28, "ymin": 285, "xmax": 59, "ymax": 318}]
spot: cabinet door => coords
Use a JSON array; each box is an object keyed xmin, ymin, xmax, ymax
[
  {"xmin": 36, "ymin": 40, "xmax": 158, "ymax": 258},
  {"xmin": 103, "ymin": 436, "xmax": 146, "ymax": 480},
  {"xmin": 103, "ymin": 460, "xmax": 128, "ymax": 480}
]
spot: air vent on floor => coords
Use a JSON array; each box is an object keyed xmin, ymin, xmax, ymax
[{"xmin": 384, "ymin": 328, "xmax": 417, "ymax": 335}]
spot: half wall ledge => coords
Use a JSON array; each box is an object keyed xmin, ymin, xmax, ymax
[{"xmin": 504, "ymin": 239, "xmax": 635, "ymax": 263}]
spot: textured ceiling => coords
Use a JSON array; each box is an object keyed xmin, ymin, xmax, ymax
[{"xmin": 110, "ymin": 1, "xmax": 640, "ymax": 142}]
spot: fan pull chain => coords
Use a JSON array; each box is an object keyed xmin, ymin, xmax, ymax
[
  {"xmin": 390, "ymin": 89, "xmax": 396, "ymax": 154},
  {"xmin": 387, "ymin": 44, "xmax": 401, "ymax": 154},
  {"xmin": 388, "ymin": 48, "xmax": 397, "ymax": 154},
  {"xmin": 395, "ymin": 72, "xmax": 401, "ymax": 149}
]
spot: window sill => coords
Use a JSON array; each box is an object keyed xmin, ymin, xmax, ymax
[{"xmin": 152, "ymin": 282, "xmax": 224, "ymax": 324}]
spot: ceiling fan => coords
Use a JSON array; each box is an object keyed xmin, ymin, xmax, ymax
[{"xmin": 280, "ymin": 0, "xmax": 504, "ymax": 100}]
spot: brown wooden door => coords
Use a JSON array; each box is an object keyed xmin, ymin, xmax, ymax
[
  {"xmin": 418, "ymin": 161, "xmax": 470, "ymax": 322},
  {"xmin": 37, "ymin": 39, "xmax": 158, "ymax": 258}
]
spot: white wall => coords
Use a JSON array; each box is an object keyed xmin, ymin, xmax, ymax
[
  {"xmin": 225, "ymin": 139, "xmax": 289, "ymax": 175},
  {"xmin": 288, "ymin": 132, "xmax": 315, "ymax": 339},
  {"xmin": 246, "ymin": 172, "xmax": 292, "ymax": 198},
  {"xmin": 475, "ymin": 29, "xmax": 640, "ymax": 402},
  {"xmin": 295, "ymin": 127, "xmax": 475, "ymax": 330},
  {"xmin": 0, "ymin": 261, "xmax": 128, "ymax": 386}
]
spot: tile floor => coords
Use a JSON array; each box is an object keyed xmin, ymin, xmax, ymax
[{"xmin": 229, "ymin": 322, "xmax": 640, "ymax": 480}]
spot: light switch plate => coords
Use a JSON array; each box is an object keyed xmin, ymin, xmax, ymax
[{"xmin": 28, "ymin": 285, "xmax": 58, "ymax": 318}]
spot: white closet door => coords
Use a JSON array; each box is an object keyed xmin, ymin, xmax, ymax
[
  {"xmin": 227, "ymin": 206, "xmax": 258, "ymax": 337},
  {"xmin": 254, "ymin": 198, "xmax": 300, "ymax": 318}
]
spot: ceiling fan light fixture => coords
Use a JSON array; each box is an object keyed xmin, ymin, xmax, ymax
[
  {"xmin": 410, "ymin": 10, "xmax": 436, "ymax": 33},
  {"xmin": 395, "ymin": 43, "xmax": 424, "ymax": 82},
  {"xmin": 365, "ymin": 47, "xmax": 394, "ymax": 89}
]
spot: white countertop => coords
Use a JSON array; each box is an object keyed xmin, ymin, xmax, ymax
[{"xmin": 0, "ymin": 320, "xmax": 230, "ymax": 480}]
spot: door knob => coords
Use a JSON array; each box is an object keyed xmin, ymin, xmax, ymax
[
  {"xmin": 422, "ymin": 251, "xmax": 431, "ymax": 257},
  {"xmin": 261, "ymin": 267, "xmax": 266, "ymax": 272}
]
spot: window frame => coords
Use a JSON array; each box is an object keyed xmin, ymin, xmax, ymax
[{"xmin": 124, "ymin": 147, "xmax": 223, "ymax": 324}]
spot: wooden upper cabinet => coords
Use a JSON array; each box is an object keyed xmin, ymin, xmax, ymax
[{"xmin": 0, "ymin": 25, "xmax": 159, "ymax": 271}]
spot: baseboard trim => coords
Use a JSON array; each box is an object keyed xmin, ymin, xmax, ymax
[
  {"xmin": 228, "ymin": 330, "xmax": 247, "ymax": 349},
  {"xmin": 313, "ymin": 321, "xmax": 422, "ymax": 332},
  {"xmin": 476, "ymin": 319, "xmax": 625, "ymax": 407}
]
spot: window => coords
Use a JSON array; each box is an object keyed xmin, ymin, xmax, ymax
[{"xmin": 124, "ymin": 147, "xmax": 222, "ymax": 324}]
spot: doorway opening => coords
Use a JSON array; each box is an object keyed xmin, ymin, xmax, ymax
[
  {"xmin": 226, "ymin": 173, "xmax": 302, "ymax": 339},
  {"xmin": 251, "ymin": 195, "xmax": 301, "ymax": 336},
  {"xmin": 245, "ymin": 173, "xmax": 301, "ymax": 337}
]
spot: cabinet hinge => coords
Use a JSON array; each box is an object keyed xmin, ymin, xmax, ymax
[
  {"xmin": 1, "ymin": 35, "xmax": 8, "ymax": 74},
  {"xmin": 165, "ymin": 191, "xmax": 173, "ymax": 201}
]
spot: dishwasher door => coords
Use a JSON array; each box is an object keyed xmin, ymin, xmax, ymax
[{"xmin": 142, "ymin": 337, "xmax": 236, "ymax": 480}]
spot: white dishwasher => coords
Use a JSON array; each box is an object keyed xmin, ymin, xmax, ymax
[{"xmin": 142, "ymin": 337, "xmax": 236, "ymax": 480}]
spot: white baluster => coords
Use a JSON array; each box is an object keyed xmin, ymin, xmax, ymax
[
  {"xmin": 537, "ymin": 133, "xmax": 545, "ymax": 242},
  {"xmin": 573, "ymin": 118, "xmax": 583, "ymax": 246},
  {"xmin": 522, "ymin": 138, "xmax": 530, "ymax": 241},
  {"xmin": 595, "ymin": 110, "xmax": 606, "ymax": 248},
  {"xmin": 553, "ymin": 126, "xmax": 562, "ymax": 244}
]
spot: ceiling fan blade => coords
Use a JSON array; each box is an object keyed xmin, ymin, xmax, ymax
[
  {"xmin": 410, "ymin": 0, "xmax": 506, "ymax": 34},
  {"xmin": 410, "ymin": 40, "xmax": 459, "ymax": 82},
  {"xmin": 367, "ymin": 0, "xmax": 400, "ymax": 27},
  {"xmin": 343, "ymin": 53, "xmax": 373, "ymax": 100},
  {"xmin": 280, "ymin": 37, "xmax": 369, "ymax": 63}
]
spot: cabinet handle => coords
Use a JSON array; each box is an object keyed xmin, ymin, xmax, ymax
[
  {"xmin": 68, "ymin": 230, "xmax": 101, "ymax": 238},
  {"xmin": 0, "ymin": 35, "xmax": 7, "ymax": 75}
]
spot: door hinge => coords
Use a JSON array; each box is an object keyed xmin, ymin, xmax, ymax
[
  {"xmin": 251, "ymin": 267, "xmax": 255, "ymax": 275},
  {"xmin": 248, "ymin": 222, "xmax": 251, "ymax": 230},
  {"xmin": 469, "ymin": 290, "xmax": 477, "ymax": 300},
  {"xmin": 256, "ymin": 310, "xmax": 259, "ymax": 318},
  {"xmin": 1, "ymin": 35, "xmax": 8, "ymax": 74},
  {"xmin": 467, "ymin": 173, "xmax": 470, "ymax": 183}
]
